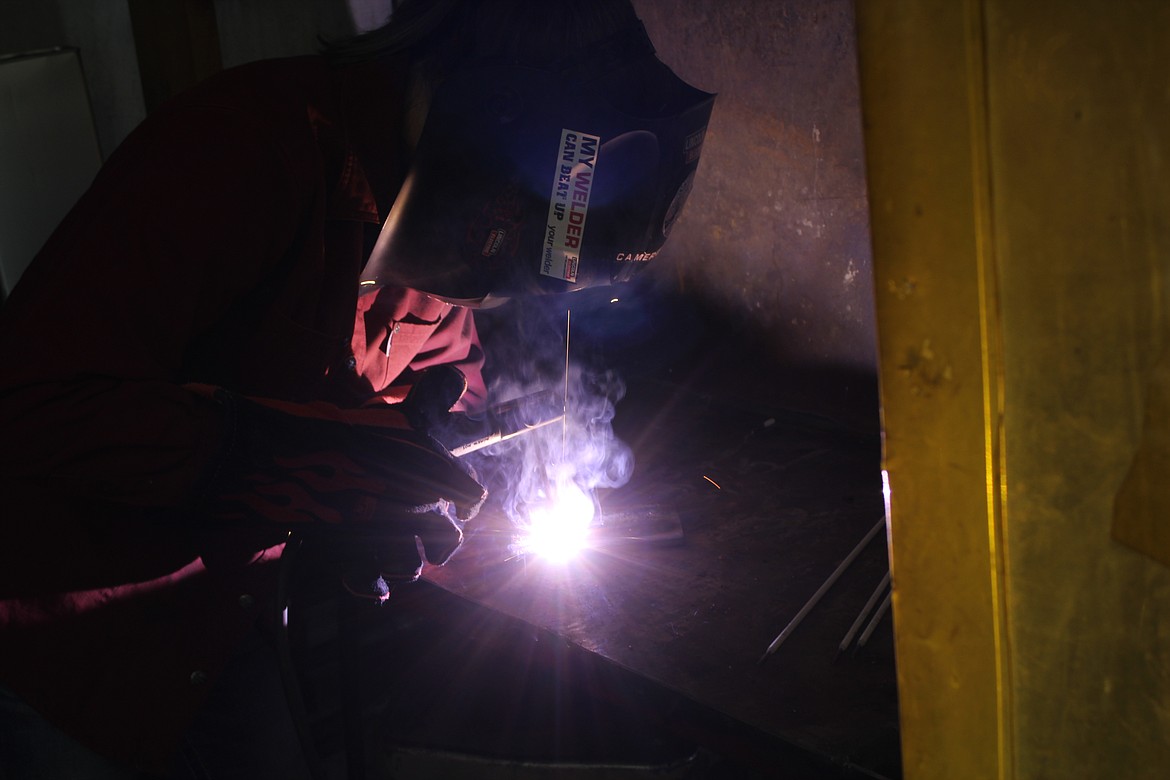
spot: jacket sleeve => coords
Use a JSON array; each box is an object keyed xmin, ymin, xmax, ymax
[{"xmin": 0, "ymin": 101, "xmax": 309, "ymax": 509}]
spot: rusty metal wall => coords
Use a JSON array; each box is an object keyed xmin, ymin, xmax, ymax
[
  {"xmin": 0, "ymin": 0, "xmax": 145, "ymax": 159},
  {"xmin": 633, "ymin": 0, "xmax": 877, "ymax": 376}
]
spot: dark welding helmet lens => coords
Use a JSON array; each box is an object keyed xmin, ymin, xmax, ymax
[{"xmin": 361, "ymin": 23, "xmax": 716, "ymax": 304}]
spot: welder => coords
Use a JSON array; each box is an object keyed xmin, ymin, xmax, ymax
[{"xmin": 0, "ymin": 1, "xmax": 713, "ymax": 777}]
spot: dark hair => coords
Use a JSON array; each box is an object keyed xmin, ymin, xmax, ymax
[{"xmin": 323, "ymin": 0, "xmax": 642, "ymax": 76}]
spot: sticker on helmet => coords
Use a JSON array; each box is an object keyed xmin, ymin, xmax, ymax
[
  {"xmin": 683, "ymin": 126, "xmax": 707, "ymax": 165},
  {"xmin": 542, "ymin": 129, "xmax": 600, "ymax": 283},
  {"xmin": 481, "ymin": 228, "xmax": 507, "ymax": 257}
]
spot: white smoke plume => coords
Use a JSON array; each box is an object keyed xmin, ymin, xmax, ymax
[{"xmin": 466, "ymin": 363, "xmax": 634, "ymax": 537}]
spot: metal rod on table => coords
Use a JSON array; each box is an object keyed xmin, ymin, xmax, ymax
[
  {"xmin": 759, "ymin": 517, "xmax": 885, "ymax": 663},
  {"xmin": 838, "ymin": 570, "xmax": 891, "ymax": 652},
  {"xmin": 857, "ymin": 590, "xmax": 893, "ymax": 648}
]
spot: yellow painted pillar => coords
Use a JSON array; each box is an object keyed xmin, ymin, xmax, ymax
[
  {"xmin": 855, "ymin": 2, "xmax": 1010, "ymax": 777},
  {"xmin": 857, "ymin": 1, "xmax": 1170, "ymax": 778}
]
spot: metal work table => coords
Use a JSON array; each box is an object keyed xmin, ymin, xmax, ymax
[
  {"xmin": 417, "ymin": 366, "xmax": 900, "ymax": 778},
  {"xmin": 290, "ymin": 295, "xmax": 900, "ymax": 778}
]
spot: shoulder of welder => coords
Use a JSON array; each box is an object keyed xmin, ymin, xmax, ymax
[{"xmin": 143, "ymin": 56, "xmax": 341, "ymax": 190}]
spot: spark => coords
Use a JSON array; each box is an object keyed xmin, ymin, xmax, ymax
[{"xmin": 702, "ymin": 475, "xmax": 722, "ymax": 489}]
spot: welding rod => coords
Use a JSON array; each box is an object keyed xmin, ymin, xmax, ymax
[
  {"xmin": 857, "ymin": 590, "xmax": 893, "ymax": 648},
  {"xmin": 759, "ymin": 517, "xmax": 885, "ymax": 663},
  {"xmin": 838, "ymin": 570, "xmax": 891, "ymax": 652}
]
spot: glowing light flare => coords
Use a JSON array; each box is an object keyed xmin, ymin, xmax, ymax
[
  {"xmin": 881, "ymin": 469, "xmax": 892, "ymax": 520},
  {"xmin": 513, "ymin": 481, "xmax": 595, "ymax": 563}
]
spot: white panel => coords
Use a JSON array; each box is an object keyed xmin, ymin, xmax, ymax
[
  {"xmin": 0, "ymin": 48, "xmax": 102, "ymax": 295},
  {"xmin": 346, "ymin": 0, "xmax": 393, "ymax": 32}
]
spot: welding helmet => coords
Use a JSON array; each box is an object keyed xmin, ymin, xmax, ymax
[{"xmin": 360, "ymin": 22, "xmax": 716, "ymax": 305}]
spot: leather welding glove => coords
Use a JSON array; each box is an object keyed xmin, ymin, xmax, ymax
[{"xmin": 199, "ymin": 388, "xmax": 486, "ymax": 579}]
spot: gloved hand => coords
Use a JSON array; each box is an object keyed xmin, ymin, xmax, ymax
[
  {"xmin": 200, "ymin": 388, "xmax": 486, "ymax": 581},
  {"xmin": 399, "ymin": 364, "xmax": 471, "ymax": 435}
]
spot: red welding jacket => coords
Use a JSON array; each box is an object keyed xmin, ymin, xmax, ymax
[{"xmin": 0, "ymin": 55, "xmax": 485, "ymax": 773}]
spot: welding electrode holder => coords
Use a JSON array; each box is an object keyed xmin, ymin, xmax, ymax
[{"xmin": 402, "ymin": 365, "xmax": 566, "ymax": 458}]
